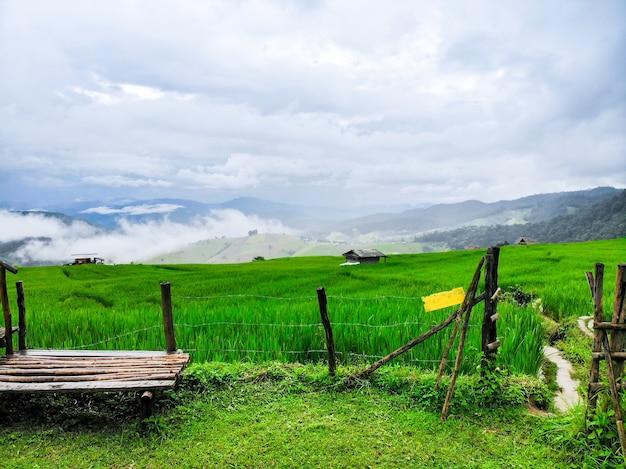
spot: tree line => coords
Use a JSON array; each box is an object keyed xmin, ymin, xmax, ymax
[{"xmin": 416, "ymin": 189, "xmax": 626, "ymax": 250}]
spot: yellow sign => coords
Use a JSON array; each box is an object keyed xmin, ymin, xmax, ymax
[{"xmin": 421, "ymin": 287, "xmax": 465, "ymax": 312}]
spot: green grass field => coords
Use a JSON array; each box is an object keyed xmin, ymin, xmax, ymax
[
  {"xmin": 4, "ymin": 238, "xmax": 625, "ymax": 375},
  {"xmin": 2, "ymin": 238, "xmax": 625, "ymax": 468}
]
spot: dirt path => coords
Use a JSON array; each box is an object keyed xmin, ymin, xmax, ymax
[{"xmin": 543, "ymin": 345, "xmax": 581, "ymax": 412}]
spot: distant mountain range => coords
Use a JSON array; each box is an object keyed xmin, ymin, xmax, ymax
[{"xmin": 1, "ymin": 187, "xmax": 624, "ymax": 265}]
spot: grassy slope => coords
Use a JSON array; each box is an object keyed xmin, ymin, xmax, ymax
[
  {"xmin": 144, "ymin": 233, "xmax": 430, "ymax": 264},
  {"xmin": 1, "ymin": 363, "xmax": 575, "ymax": 469}
]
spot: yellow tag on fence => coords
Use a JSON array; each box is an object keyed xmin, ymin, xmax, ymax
[{"xmin": 421, "ymin": 287, "xmax": 465, "ymax": 312}]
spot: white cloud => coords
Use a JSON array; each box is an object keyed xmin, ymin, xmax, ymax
[
  {"xmin": 81, "ymin": 176, "xmax": 173, "ymax": 188},
  {"xmin": 0, "ymin": 0, "xmax": 624, "ymax": 210},
  {"xmin": 1, "ymin": 209, "xmax": 296, "ymax": 265},
  {"xmin": 80, "ymin": 204, "xmax": 183, "ymax": 215}
]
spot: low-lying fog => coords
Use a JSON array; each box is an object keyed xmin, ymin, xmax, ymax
[{"xmin": 0, "ymin": 209, "xmax": 296, "ymax": 265}]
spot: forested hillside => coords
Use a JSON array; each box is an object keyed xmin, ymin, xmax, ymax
[{"xmin": 416, "ymin": 189, "xmax": 626, "ymax": 249}]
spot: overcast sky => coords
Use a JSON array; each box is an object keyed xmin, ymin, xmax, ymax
[{"xmin": 1, "ymin": 0, "xmax": 625, "ymax": 211}]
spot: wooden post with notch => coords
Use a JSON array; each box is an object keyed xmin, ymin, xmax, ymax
[{"xmin": 160, "ymin": 282, "xmax": 177, "ymax": 353}]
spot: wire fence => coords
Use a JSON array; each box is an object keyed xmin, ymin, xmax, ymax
[{"xmin": 40, "ymin": 292, "xmax": 485, "ymax": 370}]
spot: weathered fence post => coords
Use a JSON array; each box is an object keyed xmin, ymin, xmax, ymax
[
  {"xmin": 160, "ymin": 282, "xmax": 177, "ymax": 353},
  {"xmin": 481, "ymin": 246, "xmax": 500, "ymax": 368},
  {"xmin": 0, "ymin": 261, "xmax": 18, "ymax": 355},
  {"xmin": 587, "ymin": 263, "xmax": 604, "ymax": 411},
  {"xmin": 16, "ymin": 281, "xmax": 26, "ymax": 351},
  {"xmin": 610, "ymin": 264, "xmax": 626, "ymax": 377},
  {"xmin": 317, "ymin": 287, "xmax": 337, "ymax": 376}
]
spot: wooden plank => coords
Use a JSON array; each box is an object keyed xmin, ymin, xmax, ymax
[
  {"xmin": 0, "ymin": 353, "xmax": 189, "ymax": 363},
  {"xmin": 0, "ymin": 347, "xmax": 189, "ymax": 395},
  {"xmin": 592, "ymin": 352, "xmax": 626, "ymax": 360},
  {"xmin": 0, "ymin": 379, "xmax": 178, "ymax": 393},
  {"xmin": 0, "ymin": 372, "xmax": 179, "ymax": 383},
  {"xmin": 0, "ymin": 366, "xmax": 180, "ymax": 379},
  {"xmin": 0, "ymin": 361, "xmax": 187, "ymax": 370},
  {"xmin": 5, "ymin": 349, "xmax": 183, "ymax": 358},
  {"xmin": 593, "ymin": 322, "xmax": 626, "ymax": 330}
]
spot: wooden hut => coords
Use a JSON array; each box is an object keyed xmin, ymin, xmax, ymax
[{"xmin": 342, "ymin": 249, "xmax": 388, "ymax": 264}]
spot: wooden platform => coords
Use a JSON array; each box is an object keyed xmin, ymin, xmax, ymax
[{"xmin": 0, "ymin": 349, "xmax": 190, "ymax": 393}]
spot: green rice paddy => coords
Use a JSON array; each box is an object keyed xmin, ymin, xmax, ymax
[{"xmin": 4, "ymin": 238, "xmax": 625, "ymax": 377}]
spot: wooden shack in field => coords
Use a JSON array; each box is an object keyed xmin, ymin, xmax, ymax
[
  {"xmin": 66, "ymin": 254, "xmax": 105, "ymax": 265},
  {"xmin": 342, "ymin": 249, "xmax": 388, "ymax": 265}
]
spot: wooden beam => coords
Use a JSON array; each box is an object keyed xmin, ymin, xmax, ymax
[
  {"xmin": 594, "ymin": 322, "xmax": 626, "ymax": 330},
  {"xmin": 0, "ymin": 261, "xmax": 17, "ymax": 274}
]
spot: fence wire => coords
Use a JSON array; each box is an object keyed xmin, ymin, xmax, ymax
[{"xmin": 47, "ymin": 292, "xmax": 479, "ymax": 365}]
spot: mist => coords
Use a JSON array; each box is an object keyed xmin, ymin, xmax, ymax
[{"xmin": 0, "ymin": 209, "xmax": 296, "ymax": 265}]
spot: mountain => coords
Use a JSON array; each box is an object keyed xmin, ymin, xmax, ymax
[
  {"xmin": 331, "ymin": 187, "xmax": 621, "ymax": 237},
  {"xmin": 1, "ymin": 187, "xmax": 623, "ymax": 266},
  {"xmin": 416, "ymin": 188, "xmax": 626, "ymax": 249}
]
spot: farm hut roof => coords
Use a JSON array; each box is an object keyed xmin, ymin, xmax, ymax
[{"xmin": 342, "ymin": 249, "xmax": 388, "ymax": 259}]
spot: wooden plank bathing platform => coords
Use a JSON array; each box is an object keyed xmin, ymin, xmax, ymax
[
  {"xmin": 0, "ymin": 263, "xmax": 190, "ymax": 417},
  {"xmin": 0, "ymin": 349, "xmax": 190, "ymax": 393}
]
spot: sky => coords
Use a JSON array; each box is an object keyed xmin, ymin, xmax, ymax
[{"xmin": 1, "ymin": 0, "xmax": 625, "ymax": 212}]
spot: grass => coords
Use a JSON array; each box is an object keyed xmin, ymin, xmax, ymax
[
  {"xmin": 2, "ymin": 239, "xmax": 625, "ymax": 467},
  {"xmin": 0, "ymin": 363, "xmax": 577, "ymax": 469}
]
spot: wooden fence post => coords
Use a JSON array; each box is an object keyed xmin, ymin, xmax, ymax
[
  {"xmin": 160, "ymin": 282, "xmax": 177, "ymax": 353},
  {"xmin": 482, "ymin": 246, "xmax": 500, "ymax": 368},
  {"xmin": 0, "ymin": 262, "xmax": 18, "ymax": 355},
  {"xmin": 317, "ymin": 287, "xmax": 337, "ymax": 376},
  {"xmin": 610, "ymin": 264, "xmax": 626, "ymax": 377},
  {"xmin": 588, "ymin": 263, "xmax": 605, "ymax": 411},
  {"xmin": 16, "ymin": 281, "xmax": 26, "ymax": 351}
]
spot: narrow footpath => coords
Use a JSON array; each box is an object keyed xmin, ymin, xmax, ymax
[
  {"xmin": 540, "ymin": 315, "xmax": 596, "ymax": 412},
  {"xmin": 543, "ymin": 345, "xmax": 581, "ymax": 412}
]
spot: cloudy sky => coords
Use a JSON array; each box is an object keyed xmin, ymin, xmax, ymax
[{"xmin": 1, "ymin": 0, "xmax": 625, "ymax": 211}]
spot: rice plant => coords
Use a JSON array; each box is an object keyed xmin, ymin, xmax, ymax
[{"xmin": 5, "ymin": 238, "xmax": 624, "ymax": 377}]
